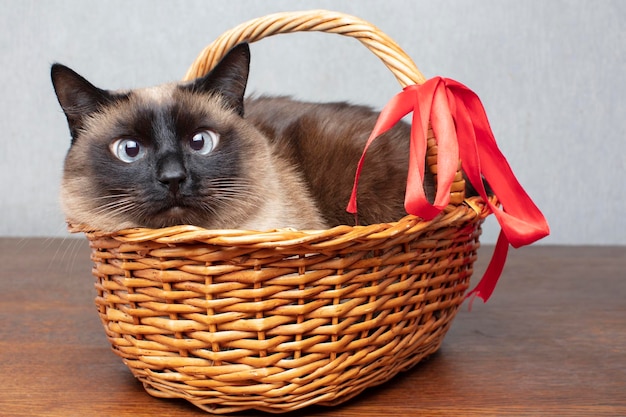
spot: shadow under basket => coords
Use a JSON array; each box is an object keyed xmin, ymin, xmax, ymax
[{"xmin": 74, "ymin": 9, "xmax": 497, "ymax": 415}]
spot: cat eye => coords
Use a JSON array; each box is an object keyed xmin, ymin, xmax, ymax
[
  {"xmin": 189, "ymin": 130, "xmax": 219, "ymax": 155},
  {"xmin": 110, "ymin": 138, "xmax": 146, "ymax": 163}
]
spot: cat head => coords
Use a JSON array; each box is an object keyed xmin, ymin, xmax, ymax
[{"xmin": 52, "ymin": 43, "xmax": 276, "ymax": 231}]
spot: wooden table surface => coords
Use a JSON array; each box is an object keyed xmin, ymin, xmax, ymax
[{"xmin": 1, "ymin": 238, "xmax": 624, "ymax": 416}]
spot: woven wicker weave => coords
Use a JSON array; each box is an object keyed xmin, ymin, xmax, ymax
[{"xmin": 79, "ymin": 10, "xmax": 493, "ymax": 414}]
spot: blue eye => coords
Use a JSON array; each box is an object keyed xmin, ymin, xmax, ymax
[
  {"xmin": 189, "ymin": 130, "xmax": 219, "ymax": 155},
  {"xmin": 110, "ymin": 138, "xmax": 145, "ymax": 163}
]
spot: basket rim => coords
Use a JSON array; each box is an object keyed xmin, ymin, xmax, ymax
[{"xmin": 70, "ymin": 196, "xmax": 494, "ymax": 246}]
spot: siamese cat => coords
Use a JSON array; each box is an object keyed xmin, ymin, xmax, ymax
[{"xmin": 51, "ymin": 43, "xmax": 437, "ymax": 232}]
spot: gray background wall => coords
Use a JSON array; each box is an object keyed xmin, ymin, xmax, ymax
[{"xmin": 1, "ymin": 0, "xmax": 624, "ymax": 244}]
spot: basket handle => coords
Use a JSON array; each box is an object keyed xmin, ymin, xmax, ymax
[
  {"xmin": 184, "ymin": 10, "xmax": 466, "ymax": 205},
  {"xmin": 183, "ymin": 9, "xmax": 426, "ymax": 86}
]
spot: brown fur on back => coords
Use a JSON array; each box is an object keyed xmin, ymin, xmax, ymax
[{"xmin": 245, "ymin": 97, "xmax": 434, "ymax": 226}]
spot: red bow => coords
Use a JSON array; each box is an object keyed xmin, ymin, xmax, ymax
[{"xmin": 347, "ymin": 77, "xmax": 550, "ymax": 303}]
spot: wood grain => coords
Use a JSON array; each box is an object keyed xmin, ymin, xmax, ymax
[{"xmin": 1, "ymin": 239, "xmax": 624, "ymax": 416}]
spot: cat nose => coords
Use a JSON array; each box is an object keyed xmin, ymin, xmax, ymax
[
  {"xmin": 158, "ymin": 161, "xmax": 187, "ymax": 194},
  {"xmin": 161, "ymin": 174, "xmax": 186, "ymax": 194}
]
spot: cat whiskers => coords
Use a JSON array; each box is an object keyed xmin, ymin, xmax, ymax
[
  {"xmin": 204, "ymin": 178, "xmax": 260, "ymax": 208},
  {"xmin": 90, "ymin": 193, "xmax": 140, "ymax": 219},
  {"xmin": 205, "ymin": 178, "xmax": 258, "ymax": 200},
  {"xmin": 197, "ymin": 178, "xmax": 262, "ymax": 225},
  {"xmin": 85, "ymin": 179, "xmax": 261, "ymax": 229}
]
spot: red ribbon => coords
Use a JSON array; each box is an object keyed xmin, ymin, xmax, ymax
[{"xmin": 347, "ymin": 77, "xmax": 549, "ymax": 303}]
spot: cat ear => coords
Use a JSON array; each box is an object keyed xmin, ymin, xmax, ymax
[
  {"xmin": 51, "ymin": 64, "xmax": 114, "ymax": 140},
  {"xmin": 184, "ymin": 43, "xmax": 250, "ymax": 116}
]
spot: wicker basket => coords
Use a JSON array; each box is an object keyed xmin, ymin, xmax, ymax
[{"xmin": 79, "ymin": 10, "xmax": 494, "ymax": 414}]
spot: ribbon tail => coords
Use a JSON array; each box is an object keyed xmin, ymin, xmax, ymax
[
  {"xmin": 404, "ymin": 91, "xmax": 433, "ymax": 217},
  {"xmin": 403, "ymin": 78, "xmax": 459, "ymax": 219},
  {"xmin": 403, "ymin": 79, "xmax": 452, "ymax": 219},
  {"xmin": 347, "ymin": 89, "xmax": 415, "ymax": 215},
  {"xmin": 442, "ymin": 78, "xmax": 548, "ymax": 303},
  {"xmin": 466, "ymin": 230, "xmax": 510, "ymax": 305},
  {"xmin": 428, "ymin": 82, "xmax": 458, "ymax": 210},
  {"xmin": 450, "ymin": 80, "xmax": 550, "ymax": 247}
]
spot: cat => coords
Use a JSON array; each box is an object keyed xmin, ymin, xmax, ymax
[{"xmin": 51, "ymin": 43, "xmax": 436, "ymax": 232}]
